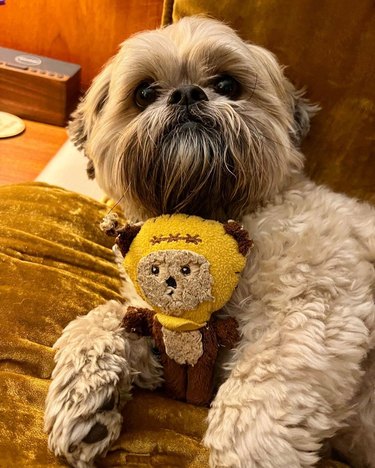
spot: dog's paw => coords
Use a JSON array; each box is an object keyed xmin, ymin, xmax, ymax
[
  {"xmin": 45, "ymin": 382, "xmax": 123, "ymax": 468},
  {"xmin": 44, "ymin": 334, "xmax": 128, "ymax": 466},
  {"xmin": 44, "ymin": 300, "xmax": 131, "ymax": 466}
]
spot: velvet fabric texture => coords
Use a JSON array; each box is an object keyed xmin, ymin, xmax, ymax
[
  {"xmin": 0, "ymin": 183, "xmax": 209, "ymax": 467},
  {"xmin": 162, "ymin": 0, "xmax": 375, "ymax": 206}
]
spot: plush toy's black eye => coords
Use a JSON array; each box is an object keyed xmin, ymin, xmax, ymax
[
  {"xmin": 181, "ymin": 265, "xmax": 191, "ymax": 275},
  {"xmin": 151, "ymin": 265, "xmax": 159, "ymax": 275},
  {"xmin": 212, "ymin": 75, "xmax": 240, "ymax": 99},
  {"xmin": 134, "ymin": 82, "xmax": 158, "ymax": 109}
]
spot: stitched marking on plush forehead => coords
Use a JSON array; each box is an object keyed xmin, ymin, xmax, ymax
[
  {"xmin": 123, "ymin": 214, "xmax": 247, "ymax": 324},
  {"xmin": 150, "ymin": 233, "xmax": 202, "ymax": 245},
  {"xmin": 137, "ymin": 250, "xmax": 213, "ymax": 314}
]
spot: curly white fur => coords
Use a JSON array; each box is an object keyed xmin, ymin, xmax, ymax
[{"xmin": 205, "ymin": 177, "xmax": 375, "ymax": 468}]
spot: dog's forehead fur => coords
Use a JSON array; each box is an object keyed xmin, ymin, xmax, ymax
[{"xmin": 112, "ymin": 17, "xmax": 288, "ymax": 103}]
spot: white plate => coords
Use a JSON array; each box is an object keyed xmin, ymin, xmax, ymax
[{"xmin": 0, "ymin": 111, "xmax": 25, "ymax": 138}]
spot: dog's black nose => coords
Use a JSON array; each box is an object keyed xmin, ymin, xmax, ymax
[
  {"xmin": 166, "ymin": 276, "xmax": 177, "ymax": 289},
  {"xmin": 168, "ymin": 85, "xmax": 208, "ymax": 107}
]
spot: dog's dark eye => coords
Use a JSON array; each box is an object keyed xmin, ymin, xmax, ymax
[
  {"xmin": 134, "ymin": 82, "xmax": 158, "ymax": 109},
  {"xmin": 151, "ymin": 265, "xmax": 159, "ymax": 275},
  {"xmin": 181, "ymin": 265, "xmax": 191, "ymax": 275},
  {"xmin": 212, "ymin": 75, "xmax": 240, "ymax": 99}
]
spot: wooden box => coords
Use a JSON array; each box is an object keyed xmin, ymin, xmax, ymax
[{"xmin": 0, "ymin": 47, "xmax": 81, "ymax": 126}]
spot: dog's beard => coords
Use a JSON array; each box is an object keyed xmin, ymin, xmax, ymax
[{"xmin": 101, "ymin": 100, "xmax": 300, "ymax": 221}]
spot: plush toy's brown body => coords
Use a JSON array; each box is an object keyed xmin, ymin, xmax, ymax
[
  {"xmin": 110, "ymin": 214, "xmax": 252, "ymax": 406},
  {"xmin": 123, "ymin": 307, "xmax": 239, "ymax": 406}
]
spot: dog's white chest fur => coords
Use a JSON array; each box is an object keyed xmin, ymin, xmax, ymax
[{"xmin": 162, "ymin": 327, "xmax": 203, "ymax": 365}]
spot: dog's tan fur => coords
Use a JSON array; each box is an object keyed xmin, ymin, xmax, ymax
[{"xmin": 45, "ymin": 17, "xmax": 375, "ymax": 468}]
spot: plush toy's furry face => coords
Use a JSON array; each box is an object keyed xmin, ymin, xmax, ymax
[
  {"xmin": 70, "ymin": 17, "xmax": 317, "ymax": 221},
  {"xmin": 137, "ymin": 250, "xmax": 214, "ymax": 314},
  {"xmin": 121, "ymin": 214, "xmax": 250, "ymax": 330}
]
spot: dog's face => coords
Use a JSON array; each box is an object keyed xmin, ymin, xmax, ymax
[{"xmin": 70, "ymin": 17, "xmax": 315, "ymax": 221}]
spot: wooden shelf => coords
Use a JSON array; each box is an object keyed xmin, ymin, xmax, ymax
[{"xmin": 0, "ymin": 119, "xmax": 68, "ymax": 185}]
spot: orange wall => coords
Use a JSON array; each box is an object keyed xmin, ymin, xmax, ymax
[{"xmin": 0, "ymin": 0, "xmax": 164, "ymax": 90}]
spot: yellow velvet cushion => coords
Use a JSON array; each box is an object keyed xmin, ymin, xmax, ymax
[
  {"xmin": 0, "ymin": 183, "xmax": 208, "ymax": 467},
  {"xmin": 162, "ymin": 0, "xmax": 375, "ymax": 206}
]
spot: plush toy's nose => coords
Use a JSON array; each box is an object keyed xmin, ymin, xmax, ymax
[{"xmin": 166, "ymin": 276, "xmax": 177, "ymax": 289}]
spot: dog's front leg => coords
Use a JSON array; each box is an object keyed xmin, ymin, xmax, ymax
[
  {"xmin": 205, "ymin": 371, "xmax": 321, "ymax": 468},
  {"xmin": 204, "ymin": 308, "xmax": 369, "ymax": 468},
  {"xmin": 44, "ymin": 300, "xmax": 162, "ymax": 468}
]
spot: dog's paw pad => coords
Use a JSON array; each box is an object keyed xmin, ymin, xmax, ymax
[
  {"xmin": 99, "ymin": 394, "xmax": 116, "ymax": 412},
  {"xmin": 82, "ymin": 422, "xmax": 108, "ymax": 444}
]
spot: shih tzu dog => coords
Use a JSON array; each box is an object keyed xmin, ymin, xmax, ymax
[{"xmin": 44, "ymin": 16, "xmax": 375, "ymax": 468}]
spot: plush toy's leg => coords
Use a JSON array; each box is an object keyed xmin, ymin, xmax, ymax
[
  {"xmin": 44, "ymin": 300, "xmax": 163, "ymax": 468},
  {"xmin": 161, "ymin": 355, "xmax": 187, "ymax": 401},
  {"xmin": 186, "ymin": 357, "xmax": 215, "ymax": 406},
  {"xmin": 151, "ymin": 319, "xmax": 187, "ymax": 401},
  {"xmin": 186, "ymin": 324, "xmax": 218, "ymax": 406}
]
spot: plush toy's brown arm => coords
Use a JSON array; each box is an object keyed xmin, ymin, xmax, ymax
[
  {"xmin": 122, "ymin": 307, "xmax": 155, "ymax": 336},
  {"xmin": 213, "ymin": 314, "xmax": 240, "ymax": 348}
]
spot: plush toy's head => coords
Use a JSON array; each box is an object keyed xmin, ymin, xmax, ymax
[{"xmin": 117, "ymin": 214, "xmax": 252, "ymax": 331}]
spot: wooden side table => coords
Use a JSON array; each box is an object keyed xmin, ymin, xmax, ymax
[{"xmin": 0, "ymin": 119, "xmax": 67, "ymax": 185}]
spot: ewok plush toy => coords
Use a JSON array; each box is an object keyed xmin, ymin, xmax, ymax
[{"xmin": 104, "ymin": 214, "xmax": 252, "ymax": 406}]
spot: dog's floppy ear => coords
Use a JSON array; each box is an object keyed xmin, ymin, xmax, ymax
[
  {"xmin": 284, "ymin": 80, "xmax": 320, "ymax": 147},
  {"xmin": 246, "ymin": 43, "xmax": 319, "ymax": 147},
  {"xmin": 68, "ymin": 59, "xmax": 114, "ymax": 176},
  {"xmin": 223, "ymin": 221, "xmax": 253, "ymax": 256}
]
